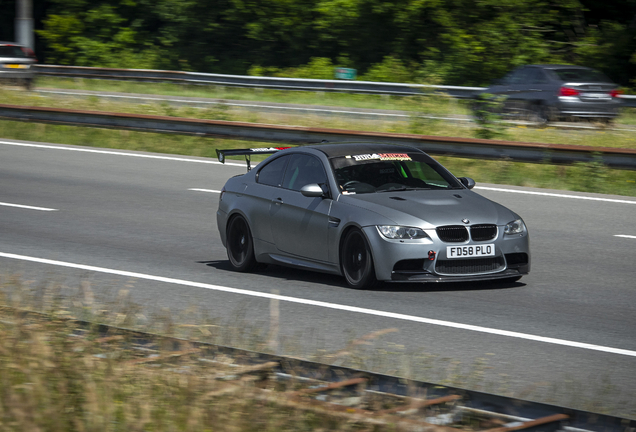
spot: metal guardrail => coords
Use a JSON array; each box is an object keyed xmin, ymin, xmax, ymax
[
  {"xmin": 1, "ymin": 104, "xmax": 635, "ymax": 169},
  {"xmin": 33, "ymin": 64, "xmax": 636, "ymax": 107},
  {"xmin": 4, "ymin": 305, "xmax": 635, "ymax": 432}
]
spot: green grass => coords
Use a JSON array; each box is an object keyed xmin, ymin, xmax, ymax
[
  {"xmin": 33, "ymin": 75, "xmax": 465, "ymax": 114},
  {"xmin": 27, "ymin": 76, "xmax": 636, "ymax": 129},
  {"xmin": 1, "ymin": 78, "xmax": 635, "ymax": 197}
]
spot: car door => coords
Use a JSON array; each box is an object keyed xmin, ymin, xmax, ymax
[
  {"xmin": 269, "ymin": 154, "xmax": 332, "ymax": 262},
  {"xmin": 244, "ymin": 154, "xmax": 291, "ymax": 245},
  {"xmin": 504, "ymin": 67, "xmax": 536, "ymax": 114}
]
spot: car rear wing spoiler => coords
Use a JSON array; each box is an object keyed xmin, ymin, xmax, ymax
[{"xmin": 216, "ymin": 147, "xmax": 291, "ymax": 172}]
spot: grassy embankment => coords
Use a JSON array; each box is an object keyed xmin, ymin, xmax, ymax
[
  {"xmin": 1, "ymin": 78, "xmax": 635, "ymax": 427},
  {"xmin": 0, "ymin": 77, "xmax": 635, "ymax": 197},
  {"xmin": 2, "ymin": 275, "xmax": 633, "ymax": 430}
]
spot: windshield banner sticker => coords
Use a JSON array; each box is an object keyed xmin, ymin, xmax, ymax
[{"xmin": 347, "ymin": 153, "xmax": 412, "ymax": 162}]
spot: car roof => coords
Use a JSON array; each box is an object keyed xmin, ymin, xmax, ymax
[{"xmin": 305, "ymin": 143, "xmax": 422, "ymax": 158}]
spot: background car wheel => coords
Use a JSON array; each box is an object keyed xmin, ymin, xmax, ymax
[
  {"xmin": 531, "ymin": 105, "xmax": 549, "ymax": 126},
  {"xmin": 341, "ymin": 229, "xmax": 379, "ymax": 289},
  {"xmin": 226, "ymin": 215, "xmax": 257, "ymax": 272}
]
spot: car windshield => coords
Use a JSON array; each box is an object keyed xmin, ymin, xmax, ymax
[
  {"xmin": 330, "ymin": 151, "xmax": 462, "ymax": 194},
  {"xmin": 0, "ymin": 45, "xmax": 29, "ymax": 58},
  {"xmin": 551, "ymin": 68, "xmax": 611, "ymax": 83}
]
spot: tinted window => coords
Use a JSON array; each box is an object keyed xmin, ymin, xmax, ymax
[
  {"xmin": 330, "ymin": 152, "xmax": 462, "ymax": 194},
  {"xmin": 526, "ymin": 68, "xmax": 549, "ymax": 84},
  {"xmin": 257, "ymin": 155, "xmax": 289, "ymax": 187},
  {"xmin": 551, "ymin": 68, "xmax": 611, "ymax": 83},
  {"xmin": 0, "ymin": 46, "xmax": 28, "ymax": 58},
  {"xmin": 506, "ymin": 68, "xmax": 531, "ymax": 84},
  {"xmin": 282, "ymin": 154, "xmax": 327, "ymax": 191}
]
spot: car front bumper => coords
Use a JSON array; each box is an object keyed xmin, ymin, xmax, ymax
[{"xmin": 362, "ymin": 226, "xmax": 530, "ymax": 283}]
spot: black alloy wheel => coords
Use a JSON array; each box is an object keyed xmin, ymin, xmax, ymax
[
  {"xmin": 226, "ymin": 215, "xmax": 257, "ymax": 272},
  {"xmin": 341, "ymin": 229, "xmax": 379, "ymax": 289}
]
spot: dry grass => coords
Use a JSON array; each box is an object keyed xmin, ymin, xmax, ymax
[{"xmin": 1, "ymin": 271, "xmax": 635, "ymax": 430}]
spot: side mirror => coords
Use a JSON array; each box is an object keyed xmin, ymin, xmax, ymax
[
  {"xmin": 300, "ymin": 183, "xmax": 325, "ymax": 197},
  {"xmin": 458, "ymin": 177, "xmax": 476, "ymax": 189}
]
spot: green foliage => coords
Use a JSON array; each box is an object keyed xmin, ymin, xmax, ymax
[
  {"xmin": 249, "ymin": 57, "xmax": 336, "ymax": 79},
  {"xmin": 471, "ymin": 94, "xmax": 508, "ymax": 139},
  {"xmin": 30, "ymin": 0, "xmax": 636, "ymax": 88},
  {"xmin": 358, "ymin": 55, "xmax": 414, "ymax": 83}
]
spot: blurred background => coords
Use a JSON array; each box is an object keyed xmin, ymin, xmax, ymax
[{"xmin": 1, "ymin": 0, "xmax": 634, "ymax": 89}]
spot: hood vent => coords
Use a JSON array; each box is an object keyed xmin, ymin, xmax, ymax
[{"xmin": 389, "ymin": 196, "xmax": 406, "ymax": 201}]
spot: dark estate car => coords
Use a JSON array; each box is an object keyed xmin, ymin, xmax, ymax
[
  {"xmin": 216, "ymin": 143, "xmax": 530, "ymax": 289},
  {"xmin": 0, "ymin": 42, "xmax": 37, "ymax": 89},
  {"xmin": 475, "ymin": 65, "xmax": 623, "ymax": 124}
]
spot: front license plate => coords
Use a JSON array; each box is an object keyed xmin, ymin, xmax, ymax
[{"xmin": 447, "ymin": 244, "xmax": 495, "ymax": 258}]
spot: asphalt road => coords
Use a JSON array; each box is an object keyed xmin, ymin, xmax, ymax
[{"xmin": 1, "ymin": 138, "xmax": 635, "ymax": 413}]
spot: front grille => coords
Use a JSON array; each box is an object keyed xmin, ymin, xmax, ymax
[
  {"xmin": 436, "ymin": 225, "xmax": 468, "ymax": 242},
  {"xmin": 436, "ymin": 256, "xmax": 505, "ymax": 275},
  {"xmin": 470, "ymin": 224, "xmax": 497, "ymax": 241}
]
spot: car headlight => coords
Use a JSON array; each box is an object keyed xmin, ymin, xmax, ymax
[
  {"xmin": 377, "ymin": 226, "xmax": 429, "ymax": 239},
  {"xmin": 504, "ymin": 219, "xmax": 527, "ymax": 235}
]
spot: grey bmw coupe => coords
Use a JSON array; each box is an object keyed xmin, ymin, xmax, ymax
[{"xmin": 216, "ymin": 143, "xmax": 530, "ymax": 289}]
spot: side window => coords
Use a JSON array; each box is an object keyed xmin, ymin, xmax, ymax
[
  {"xmin": 532, "ymin": 69, "xmax": 549, "ymax": 84},
  {"xmin": 282, "ymin": 154, "xmax": 327, "ymax": 191},
  {"xmin": 257, "ymin": 155, "xmax": 289, "ymax": 187},
  {"xmin": 510, "ymin": 68, "xmax": 534, "ymax": 84},
  {"xmin": 505, "ymin": 69, "xmax": 524, "ymax": 85}
]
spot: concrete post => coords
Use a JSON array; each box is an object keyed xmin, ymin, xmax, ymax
[{"xmin": 15, "ymin": 0, "xmax": 34, "ymax": 48}]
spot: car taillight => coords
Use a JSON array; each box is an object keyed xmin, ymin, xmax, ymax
[
  {"xmin": 559, "ymin": 86, "xmax": 580, "ymax": 97},
  {"xmin": 20, "ymin": 46, "xmax": 37, "ymax": 60},
  {"xmin": 610, "ymin": 89, "xmax": 624, "ymax": 98}
]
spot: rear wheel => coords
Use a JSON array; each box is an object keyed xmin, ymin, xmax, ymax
[
  {"xmin": 226, "ymin": 215, "xmax": 257, "ymax": 272},
  {"xmin": 341, "ymin": 229, "xmax": 379, "ymax": 289},
  {"xmin": 531, "ymin": 105, "xmax": 549, "ymax": 126}
]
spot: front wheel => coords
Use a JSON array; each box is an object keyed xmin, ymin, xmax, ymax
[
  {"xmin": 226, "ymin": 215, "xmax": 257, "ymax": 272},
  {"xmin": 341, "ymin": 229, "xmax": 379, "ymax": 289}
]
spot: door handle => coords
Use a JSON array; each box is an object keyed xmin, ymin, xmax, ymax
[{"xmin": 273, "ymin": 197, "xmax": 283, "ymax": 205}]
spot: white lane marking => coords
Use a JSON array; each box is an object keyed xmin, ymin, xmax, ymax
[
  {"xmin": 1, "ymin": 251, "xmax": 635, "ymax": 358},
  {"xmin": 475, "ymin": 186, "xmax": 636, "ymax": 205},
  {"xmin": 189, "ymin": 188, "xmax": 222, "ymax": 193},
  {"xmin": 615, "ymin": 235, "xmax": 636, "ymax": 239},
  {"xmin": 3, "ymin": 139, "xmax": 634, "ymax": 204},
  {"xmin": 0, "ymin": 202, "xmax": 58, "ymax": 211},
  {"xmin": 0, "ymin": 140, "xmax": 245, "ymax": 167}
]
